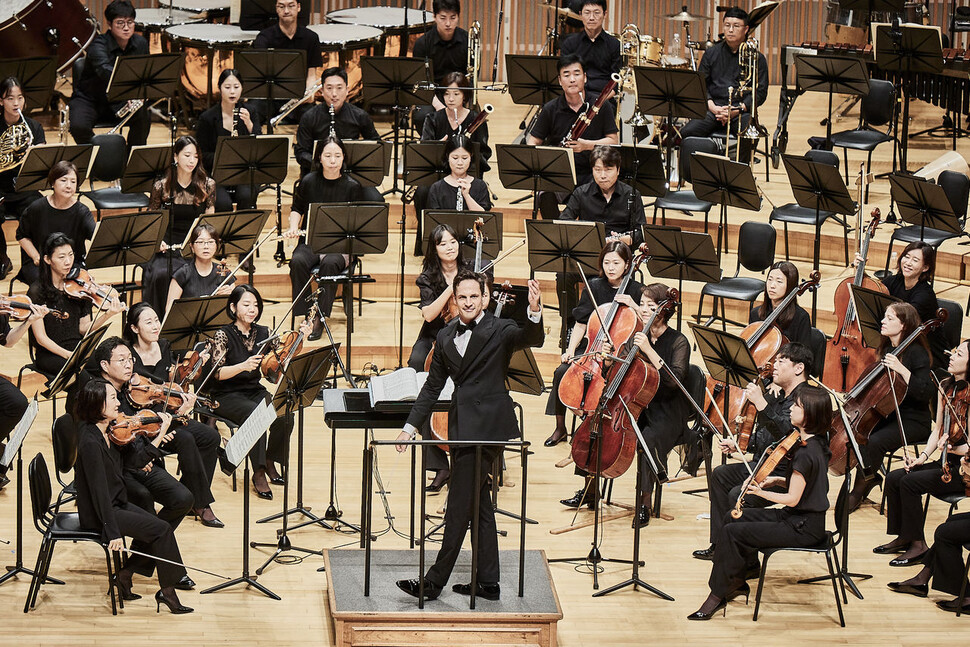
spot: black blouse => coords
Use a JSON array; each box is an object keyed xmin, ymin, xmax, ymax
[
  {"xmin": 149, "ymin": 178, "xmax": 217, "ymax": 246},
  {"xmin": 427, "ymin": 177, "xmax": 492, "ymax": 212},
  {"xmin": 132, "ymin": 337, "xmax": 174, "ymax": 384},
  {"xmin": 172, "ymin": 262, "xmax": 236, "ymax": 300},
  {"xmin": 194, "ymin": 104, "xmax": 263, "ymax": 173},
  {"xmin": 572, "ymin": 277, "xmax": 646, "ymax": 326},
  {"xmin": 291, "ymin": 172, "xmax": 364, "ymax": 216},
  {"xmin": 420, "ymin": 108, "xmax": 492, "ymax": 174},
  {"xmin": 209, "ymin": 322, "xmax": 270, "ymax": 395},
  {"xmin": 16, "ymin": 198, "xmax": 96, "ymax": 266},
  {"xmin": 785, "ymin": 435, "xmax": 830, "ymax": 514},
  {"xmin": 748, "ymin": 303, "xmax": 813, "ymax": 349}
]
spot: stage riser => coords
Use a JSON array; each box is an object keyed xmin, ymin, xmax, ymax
[{"xmin": 334, "ymin": 621, "xmax": 557, "ymax": 647}]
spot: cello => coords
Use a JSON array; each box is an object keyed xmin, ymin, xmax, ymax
[
  {"xmin": 828, "ymin": 309, "xmax": 947, "ymax": 474},
  {"xmin": 703, "ymin": 270, "xmax": 821, "ymax": 436},
  {"xmin": 558, "ymin": 244, "xmax": 649, "ymax": 417},
  {"xmin": 571, "ymin": 289, "xmax": 677, "ymax": 479},
  {"xmin": 822, "ymin": 208, "xmax": 889, "ymax": 392}
]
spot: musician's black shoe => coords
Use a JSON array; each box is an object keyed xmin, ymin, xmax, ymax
[
  {"xmin": 560, "ymin": 488, "xmax": 597, "ymax": 509},
  {"xmin": 889, "ymin": 551, "xmax": 927, "ymax": 567},
  {"xmin": 266, "ymin": 463, "xmax": 285, "ymax": 486},
  {"xmin": 936, "ymin": 598, "xmax": 970, "ymax": 613},
  {"xmin": 543, "ymin": 428, "xmax": 567, "ymax": 447},
  {"xmin": 452, "ymin": 582, "xmax": 501, "ymax": 600},
  {"xmin": 175, "ymin": 575, "xmax": 195, "ymax": 591},
  {"xmin": 632, "ymin": 505, "xmax": 651, "ymax": 528},
  {"xmin": 217, "ymin": 447, "xmax": 234, "ymax": 477},
  {"xmin": 887, "ymin": 581, "xmax": 928, "ymax": 597},
  {"xmin": 0, "ymin": 257, "xmax": 12, "ymax": 281},
  {"xmin": 848, "ymin": 473, "xmax": 882, "ymax": 513},
  {"xmin": 307, "ymin": 318, "xmax": 324, "ymax": 342},
  {"xmin": 426, "ymin": 469, "xmax": 449, "ymax": 494},
  {"xmin": 692, "ymin": 545, "xmax": 716, "ymax": 561},
  {"xmin": 396, "ymin": 578, "xmax": 442, "ymax": 600}
]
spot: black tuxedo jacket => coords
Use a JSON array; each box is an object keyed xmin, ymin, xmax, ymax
[{"xmin": 406, "ymin": 311, "xmax": 544, "ymax": 442}]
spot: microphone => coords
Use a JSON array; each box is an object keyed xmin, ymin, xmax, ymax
[{"xmin": 413, "ymin": 81, "xmax": 436, "ymax": 91}]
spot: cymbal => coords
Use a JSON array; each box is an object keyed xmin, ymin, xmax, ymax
[
  {"xmin": 665, "ymin": 10, "xmax": 710, "ymax": 21},
  {"xmin": 538, "ymin": 1, "xmax": 582, "ymax": 21}
]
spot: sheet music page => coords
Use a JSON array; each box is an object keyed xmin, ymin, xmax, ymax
[
  {"xmin": 415, "ymin": 372, "xmax": 455, "ymax": 401},
  {"xmin": 0, "ymin": 398, "xmax": 39, "ymax": 469},
  {"xmin": 368, "ymin": 368, "xmax": 419, "ymax": 407},
  {"xmin": 224, "ymin": 401, "xmax": 276, "ymax": 468}
]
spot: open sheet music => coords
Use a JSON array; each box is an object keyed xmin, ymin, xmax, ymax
[{"xmin": 368, "ymin": 368, "xmax": 454, "ymax": 408}]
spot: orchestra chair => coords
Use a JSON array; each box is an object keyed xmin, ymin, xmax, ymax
[
  {"xmin": 50, "ymin": 416, "xmax": 79, "ymax": 512},
  {"xmin": 205, "ymin": 412, "xmax": 238, "ymax": 492},
  {"xmin": 656, "ymin": 363, "xmax": 708, "ymax": 512},
  {"xmin": 84, "ymin": 133, "xmax": 151, "ymax": 218},
  {"xmin": 938, "ymin": 299, "xmax": 964, "ymax": 350},
  {"xmin": 653, "ymin": 137, "xmax": 716, "ymax": 229},
  {"xmin": 25, "ymin": 453, "xmax": 122, "ymax": 615},
  {"xmin": 808, "ymin": 327, "xmax": 827, "ymax": 379},
  {"xmin": 769, "ymin": 149, "xmax": 850, "ymax": 266},
  {"xmin": 829, "ymin": 79, "xmax": 897, "ymax": 203},
  {"xmin": 752, "ymin": 486, "xmax": 847, "ymax": 625},
  {"xmin": 883, "ymin": 170, "xmax": 970, "ymax": 273},
  {"xmin": 695, "ymin": 221, "xmax": 776, "ymax": 330},
  {"xmin": 960, "ymin": 543, "xmax": 970, "ymax": 617},
  {"xmin": 879, "ymin": 442, "xmax": 925, "ymax": 515},
  {"xmin": 922, "ymin": 491, "xmax": 965, "ymax": 523}
]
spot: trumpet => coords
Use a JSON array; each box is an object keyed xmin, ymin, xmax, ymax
[
  {"xmin": 270, "ymin": 82, "xmax": 323, "ymax": 129},
  {"xmin": 108, "ymin": 99, "xmax": 145, "ymax": 135}
]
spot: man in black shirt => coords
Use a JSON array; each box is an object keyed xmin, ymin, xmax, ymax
[
  {"xmin": 679, "ymin": 7, "xmax": 768, "ymax": 142},
  {"xmin": 560, "ymin": 145, "xmax": 645, "ymax": 247},
  {"xmin": 251, "ymin": 0, "xmax": 322, "ymax": 126},
  {"xmin": 412, "ymin": 0, "xmax": 469, "ymax": 131},
  {"xmin": 559, "ymin": 0, "xmax": 620, "ymax": 97},
  {"xmin": 69, "ymin": 0, "xmax": 150, "ymax": 147}
]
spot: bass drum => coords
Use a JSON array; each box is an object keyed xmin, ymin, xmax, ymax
[
  {"xmin": 0, "ymin": 0, "xmax": 98, "ymax": 72},
  {"xmin": 307, "ymin": 24, "xmax": 383, "ymax": 102}
]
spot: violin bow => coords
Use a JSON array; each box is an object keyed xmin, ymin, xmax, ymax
[
  {"xmin": 257, "ymin": 273, "xmax": 316, "ymax": 356},
  {"xmin": 209, "ymin": 226, "xmax": 279, "ymax": 296},
  {"xmin": 113, "ymin": 546, "xmax": 231, "ymax": 580},
  {"xmin": 812, "ymin": 375, "xmax": 867, "ymax": 469},
  {"xmin": 884, "ymin": 361, "xmax": 912, "ymax": 462}
]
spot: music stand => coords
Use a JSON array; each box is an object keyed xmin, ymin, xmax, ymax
[
  {"xmin": 849, "ymin": 284, "xmax": 903, "ymax": 351},
  {"xmin": 342, "ymin": 141, "xmax": 392, "ymax": 188},
  {"xmin": 0, "ymin": 57, "xmax": 56, "ymax": 112},
  {"xmin": 507, "ymin": 348, "xmax": 545, "ymax": 396},
  {"xmin": 160, "ymin": 296, "xmax": 228, "ymax": 352},
  {"xmin": 120, "ymin": 144, "xmax": 172, "ymax": 194},
  {"xmin": 782, "ymin": 154, "xmax": 857, "ymax": 323},
  {"xmin": 632, "ymin": 67, "xmax": 707, "ymax": 183},
  {"xmin": 41, "ymin": 326, "xmax": 108, "ymax": 401},
  {"xmin": 873, "ymin": 22, "xmax": 943, "ymax": 171},
  {"xmin": 212, "ymin": 135, "xmax": 289, "ymax": 200},
  {"xmin": 183, "ymin": 209, "xmax": 271, "ymax": 258},
  {"xmin": 201, "ymin": 400, "xmax": 280, "ymax": 600},
  {"xmin": 234, "ymin": 50, "xmax": 307, "ymax": 134},
  {"xmin": 308, "ymin": 203, "xmax": 389, "ymax": 372},
  {"xmin": 842, "ymin": 0, "xmax": 906, "ymax": 40},
  {"xmin": 15, "ymin": 145, "xmax": 95, "ymax": 192},
  {"xmin": 404, "ymin": 141, "xmax": 481, "ymax": 185},
  {"xmin": 641, "ymin": 227, "xmax": 720, "ymax": 330},
  {"xmin": 690, "ymin": 152, "xmax": 761, "ymax": 258},
  {"xmin": 794, "ymin": 55, "xmax": 870, "ymax": 148},
  {"xmin": 614, "ymin": 144, "xmax": 667, "ymax": 199},
  {"xmin": 496, "ymin": 144, "xmax": 576, "ymax": 220},
  {"xmin": 253, "ymin": 347, "xmax": 336, "ymax": 572},
  {"xmin": 504, "ymin": 55, "xmax": 563, "ymax": 106},
  {"xmin": 422, "ymin": 211, "xmax": 502, "ymax": 261},
  {"xmin": 86, "ymin": 210, "xmax": 167, "ymax": 298},
  {"xmin": 888, "ymin": 172, "xmax": 963, "ymax": 242},
  {"xmin": 105, "ymin": 53, "xmax": 183, "ymax": 128}
]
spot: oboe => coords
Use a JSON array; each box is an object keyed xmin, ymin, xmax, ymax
[
  {"xmin": 328, "ymin": 102, "xmax": 336, "ymax": 138},
  {"xmin": 231, "ymin": 105, "xmax": 240, "ymax": 137},
  {"xmin": 456, "ymin": 183, "xmax": 464, "ymax": 211}
]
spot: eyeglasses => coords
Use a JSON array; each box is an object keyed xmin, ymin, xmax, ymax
[
  {"xmin": 723, "ymin": 21, "xmax": 746, "ymax": 31},
  {"xmin": 113, "ymin": 357, "xmax": 134, "ymax": 366},
  {"xmin": 193, "ymin": 239, "xmax": 217, "ymax": 247},
  {"xmin": 112, "ymin": 19, "xmax": 135, "ymax": 28}
]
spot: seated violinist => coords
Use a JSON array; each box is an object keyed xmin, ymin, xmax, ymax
[
  {"xmin": 692, "ymin": 343, "xmax": 812, "ymax": 561},
  {"xmin": 165, "ymin": 223, "xmax": 236, "ymax": 318},
  {"xmin": 874, "ymin": 339, "xmax": 970, "ymax": 567}
]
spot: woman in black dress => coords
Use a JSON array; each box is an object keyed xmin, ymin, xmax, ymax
[
  {"xmin": 206, "ymin": 285, "xmax": 310, "ymax": 499},
  {"xmin": 285, "ymin": 135, "xmax": 364, "ymax": 339},
  {"xmin": 688, "ymin": 384, "xmax": 832, "ymax": 620},
  {"xmin": 165, "ymin": 223, "xmax": 236, "ymax": 317},
  {"xmin": 16, "ymin": 160, "xmax": 96, "ymax": 286},
  {"xmin": 749, "ymin": 261, "xmax": 812, "ymax": 349},
  {"xmin": 194, "ymin": 69, "xmax": 261, "ymax": 212},
  {"xmin": 426, "ymin": 137, "xmax": 492, "ymax": 213},
  {"xmin": 144, "ymin": 135, "xmax": 216, "ymax": 316},
  {"xmin": 848, "ymin": 302, "xmax": 935, "ymax": 511},
  {"xmin": 73, "ymin": 378, "xmax": 192, "ymax": 613}
]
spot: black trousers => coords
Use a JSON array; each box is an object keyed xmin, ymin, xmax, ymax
[
  {"xmin": 407, "ymin": 338, "xmax": 449, "ymax": 472},
  {"xmin": 708, "ymin": 460, "xmax": 785, "ymax": 544},
  {"xmin": 884, "ymin": 456, "xmax": 967, "ymax": 542},
  {"xmin": 426, "ymin": 446, "xmax": 501, "ymax": 587},
  {"xmin": 680, "ymin": 112, "xmax": 750, "ymax": 139},
  {"xmin": 925, "ymin": 511, "xmax": 970, "ymax": 596},
  {"xmin": 709, "ymin": 508, "xmax": 825, "ymax": 598},
  {"xmin": 164, "ymin": 421, "xmax": 221, "ymax": 509},
  {"xmin": 290, "ymin": 242, "xmax": 349, "ymax": 318},
  {"xmin": 214, "ymin": 184, "xmax": 256, "ymax": 213},
  {"xmin": 862, "ymin": 416, "xmax": 932, "ymax": 475},
  {"xmin": 212, "ymin": 389, "xmax": 292, "ymax": 470},
  {"xmin": 69, "ymin": 94, "xmax": 150, "ymax": 147},
  {"xmin": 0, "ymin": 376, "xmax": 29, "ymax": 444},
  {"xmin": 123, "ymin": 460, "xmax": 193, "ymax": 578},
  {"xmin": 142, "ymin": 251, "xmax": 190, "ymax": 316},
  {"xmin": 111, "ymin": 502, "xmax": 187, "ymax": 588},
  {"xmin": 0, "ymin": 190, "xmax": 41, "ymax": 256}
]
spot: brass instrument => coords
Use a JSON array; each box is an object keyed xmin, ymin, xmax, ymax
[
  {"xmin": 0, "ymin": 109, "xmax": 34, "ymax": 173},
  {"xmin": 231, "ymin": 105, "xmax": 240, "ymax": 137},
  {"xmin": 468, "ymin": 20, "xmax": 482, "ymax": 106},
  {"xmin": 465, "ymin": 104, "xmax": 493, "ymax": 136},
  {"xmin": 109, "ymin": 99, "xmax": 145, "ymax": 135},
  {"xmin": 617, "ymin": 24, "xmax": 651, "ymax": 136},
  {"xmin": 270, "ymin": 81, "xmax": 323, "ymax": 129},
  {"xmin": 736, "ymin": 38, "xmax": 765, "ymax": 163},
  {"xmin": 59, "ymin": 104, "xmax": 69, "ymax": 144}
]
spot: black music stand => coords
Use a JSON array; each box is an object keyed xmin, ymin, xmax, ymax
[
  {"xmin": 234, "ymin": 50, "xmax": 307, "ymax": 135},
  {"xmin": 160, "ymin": 296, "xmax": 228, "ymax": 352},
  {"xmin": 201, "ymin": 400, "xmax": 280, "ymax": 600},
  {"xmin": 641, "ymin": 226, "xmax": 720, "ymax": 330},
  {"xmin": 496, "ymin": 144, "xmax": 576, "ymax": 220},
  {"xmin": 505, "ymin": 55, "xmax": 562, "ymax": 106},
  {"xmin": 849, "ymin": 284, "xmax": 903, "ymax": 351},
  {"xmin": 253, "ymin": 347, "xmax": 336, "ymax": 573},
  {"xmin": 120, "ymin": 144, "xmax": 172, "ymax": 194},
  {"xmin": 633, "ymin": 67, "xmax": 707, "ymax": 183},
  {"xmin": 184, "ymin": 209, "xmax": 271, "ymax": 258},
  {"xmin": 873, "ymin": 22, "xmax": 943, "ymax": 171},
  {"xmin": 105, "ymin": 53, "xmax": 183, "ymax": 131},
  {"xmin": 86, "ymin": 210, "xmax": 167, "ymax": 298},
  {"xmin": 614, "ymin": 144, "xmax": 667, "ymax": 199},
  {"xmin": 41, "ymin": 325, "xmax": 109, "ymax": 401},
  {"xmin": 888, "ymin": 172, "xmax": 963, "ymax": 243},
  {"xmin": 212, "ymin": 136, "xmax": 289, "ymax": 203},
  {"xmin": 343, "ymin": 141, "xmax": 392, "ymax": 188},
  {"xmin": 0, "ymin": 57, "xmax": 56, "ymax": 112},
  {"xmin": 794, "ymin": 55, "xmax": 870, "ymax": 148},
  {"xmin": 405, "ymin": 141, "xmax": 482, "ymax": 185},
  {"xmin": 782, "ymin": 154, "xmax": 856, "ymax": 323},
  {"xmin": 422, "ymin": 211, "xmax": 502, "ymax": 261},
  {"xmin": 308, "ymin": 203, "xmax": 389, "ymax": 372},
  {"xmin": 690, "ymin": 152, "xmax": 761, "ymax": 258},
  {"xmin": 507, "ymin": 348, "xmax": 546, "ymax": 396},
  {"xmin": 15, "ymin": 145, "xmax": 95, "ymax": 192}
]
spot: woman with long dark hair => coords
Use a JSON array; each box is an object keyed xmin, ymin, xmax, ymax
[{"xmin": 749, "ymin": 261, "xmax": 812, "ymax": 348}]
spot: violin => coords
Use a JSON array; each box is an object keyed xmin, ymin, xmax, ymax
[
  {"xmin": 107, "ymin": 409, "xmax": 166, "ymax": 446},
  {"xmin": 261, "ymin": 303, "xmax": 317, "ymax": 384},
  {"xmin": 173, "ymin": 341, "xmax": 212, "ymax": 387},
  {"xmin": 558, "ymin": 244, "xmax": 650, "ymax": 417},
  {"xmin": 935, "ymin": 377, "xmax": 970, "ymax": 484},
  {"xmin": 128, "ymin": 382, "xmax": 218, "ymax": 413},
  {"xmin": 731, "ymin": 430, "xmax": 804, "ymax": 518},
  {"xmin": 216, "ymin": 260, "xmax": 230, "ymax": 277},
  {"xmin": 63, "ymin": 267, "xmax": 127, "ymax": 311},
  {"xmin": 0, "ymin": 295, "xmax": 67, "ymax": 320},
  {"xmin": 731, "ymin": 363, "xmax": 777, "ymax": 454}
]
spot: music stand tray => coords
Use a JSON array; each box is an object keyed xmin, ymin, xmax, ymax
[
  {"xmin": 405, "ymin": 141, "xmax": 481, "ymax": 186},
  {"xmin": 795, "ymin": 55, "xmax": 870, "ymax": 146},
  {"xmin": 690, "ymin": 152, "xmax": 761, "ymax": 257},
  {"xmin": 234, "ymin": 49, "xmax": 307, "ymax": 103},
  {"xmin": 507, "ymin": 348, "xmax": 545, "ymax": 396},
  {"xmin": 361, "ymin": 56, "xmax": 434, "ymax": 107},
  {"xmin": 343, "ymin": 141, "xmax": 392, "ymax": 188},
  {"xmin": 87, "ymin": 210, "xmax": 167, "ymax": 295},
  {"xmin": 42, "ymin": 326, "xmax": 110, "ymax": 400},
  {"xmin": 16, "ymin": 144, "xmax": 96, "ymax": 192},
  {"xmin": 422, "ymin": 211, "xmax": 502, "ymax": 261},
  {"xmin": 525, "ymin": 220, "xmax": 604, "ymax": 277},
  {"xmin": 0, "ymin": 57, "xmax": 56, "ymax": 112},
  {"xmin": 505, "ymin": 54, "xmax": 563, "ymax": 106},
  {"xmin": 849, "ymin": 284, "xmax": 903, "ymax": 350},
  {"xmin": 106, "ymin": 53, "xmax": 183, "ymax": 104},
  {"xmin": 212, "ymin": 135, "xmax": 290, "ymax": 188},
  {"xmin": 181, "ymin": 209, "xmax": 271, "ymax": 258},
  {"xmin": 634, "ymin": 66, "xmax": 707, "ymax": 181},
  {"xmin": 614, "ymin": 144, "xmax": 666, "ymax": 198},
  {"xmin": 307, "ymin": 203, "xmax": 390, "ymax": 257},
  {"xmin": 121, "ymin": 144, "xmax": 172, "ymax": 194},
  {"xmin": 687, "ymin": 324, "xmax": 762, "ymax": 391},
  {"xmin": 888, "ymin": 173, "xmax": 963, "ymax": 236},
  {"xmin": 642, "ymin": 227, "xmax": 720, "ymax": 330},
  {"xmin": 161, "ymin": 296, "xmax": 230, "ymax": 352}
]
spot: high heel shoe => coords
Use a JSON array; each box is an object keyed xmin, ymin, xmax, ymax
[
  {"xmin": 687, "ymin": 597, "xmax": 727, "ymax": 620},
  {"xmin": 266, "ymin": 463, "xmax": 285, "ymax": 486},
  {"xmin": 252, "ymin": 472, "xmax": 273, "ymax": 500},
  {"xmin": 155, "ymin": 589, "xmax": 194, "ymax": 614},
  {"xmin": 111, "ymin": 573, "xmax": 141, "ymax": 601},
  {"xmin": 194, "ymin": 507, "xmax": 225, "ymax": 528},
  {"xmin": 727, "ymin": 583, "xmax": 750, "ymax": 604}
]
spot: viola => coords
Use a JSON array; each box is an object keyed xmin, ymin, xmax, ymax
[
  {"xmin": 63, "ymin": 267, "xmax": 127, "ymax": 311},
  {"xmin": 731, "ymin": 430, "xmax": 803, "ymax": 518},
  {"xmin": 107, "ymin": 409, "xmax": 166, "ymax": 446},
  {"xmin": 173, "ymin": 341, "xmax": 212, "ymax": 387},
  {"xmin": 822, "ymin": 209, "xmax": 890, "ymax": 392},
  {"xmin": 936, "ymin": 377, "xmax": 970, "ymax": 484},
  {"xmin": 828, "ymin": 309, "xmax": 948, "ymax": 474},
  {"xmin": 571, "ymin": 289, "xmax": 677, "ymax": 479},
  {"xmin": 559, "ymin": 244, "xmax": 650, "ymax": 417},
  {"xmin": 261, "ymin": 303, "xmax": 318, "ymax": 384},
  {"xmin": 128, "ymin": 382, "xmax": 218, "ymax": 413},
  {"xmin": 730, "ymin": 363, "xmax": 776, "ymax": 453},
  {"xmin": 0, "ymin": 295, "xmax": 67, "ymax": 321}
]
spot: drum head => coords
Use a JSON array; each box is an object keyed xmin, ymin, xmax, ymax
[
  {"xmin": 165, "ymin": 23, "xmax": 258, "ymax": 46},
  {"xmin": 326, "ymin": 6, "xmax": 433, "ymax": 30},
  {"xmin": 307, "ymin": 23, "xmax": 383, "ymax": 50},
  {"xmin": 136, "ymin": 8, "xmax": 203, "ymax": 27}
]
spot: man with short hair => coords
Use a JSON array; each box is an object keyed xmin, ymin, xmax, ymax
[
  {"xmin": 559, "ymin": 0, "xmax": 621, "ymax": 98},
  {"xmin": 412, "ymin": 0, "xmax": 469, "ymax": 130}
]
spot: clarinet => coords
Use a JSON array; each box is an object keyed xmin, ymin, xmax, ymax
[
  {"xmin": 456, "ymin": 183, "xmax": 464, "ymax": 211},
  {"xmin": 231, "ymin": 105, "xmax": 240, "ymax": 137},
  {"xmin": 328, "ymin": 102, "xmax": 336, "ymax": 138}
]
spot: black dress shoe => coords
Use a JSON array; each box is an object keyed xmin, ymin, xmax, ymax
[
  {"xmin": 889, "ymin": 552, "xmax": 928, "ymax": 567},
  {"xmin": 111, "ymin": 573, "xmax": 141, "ymax": 601},
  {"xmin": 217, "ymin": 447, "xmax": 234, "ymax": 477},
  {"xmin": 873, "ymin": 542, "xmax": 908, "ymax": 554},
  {"xmin": 452, "ymin": 582, "xmax": 501, "ymax": 600},
  {"xmin": 687, "ymin": 597, "xmax": 727, "ymax": 620},
  {"xmin": 560, "ymin": 489, "xmax": 597, "ymax": 509},
  {"xmin": 426, "ymin": 470, "xmax": 450, "ymax": 494},
  {"xmin": 268, "ymin": 474, "xmax": 285, "ymax": 486},
  {"xmin": 195, "ymin": 507, "xmax": 225, "ymax": 529},
  {"xmin": 692, "ymin": 546, "xmax": 715, "ymax": 561},
  {"xmin": 396, "ymin": 578, "xmax": 442, "ymax": 600},
  {"xmin": 155, "ymin": 589, "xmax": 193, "ymax": 614},
  {"xmin": 543, "ymin": 429, "xmax": 567, "ymax": 447},
  {"xmin": 0, "ymin": 473, "xmax": 9, "ymax": 490},
  {"xmin": 726, "ymin": 582, "xmax": 750, "ymax": 604},
  {"xmin": 175, "ymin": 574, "xmax": 195, "ymax": 591},
  {"xmin": 307, "ymin": 319, "xmax": 324, "ymax": 342},
  {"xmin": 887, "ymin": 581, "xmax": 928, "ymax": 597},
  {"xmin": 0, "ymin": 258, "xmax": 12, "ymax": 281},
  {"xmin": 936, "ymin": 598, "xmax": 970, "ymax": 613},
  {"xmin": 252, "ymin": 475, "xmax": 273, "ymax": 500},
  {"xmin": 632, "ymin": 505, "xmax": 651, "ymax": 528},
  {"xmin": 848, "ymin": 473, "xmax": 883, "ymax": 512}
]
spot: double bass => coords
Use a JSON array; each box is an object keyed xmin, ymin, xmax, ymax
[
  {"xmin": 822, "ymin": 209, "xmax": 889, "ymax": 392},
  {"xmin": 828, "ymin": 309, "xmax": 947, "ymax": 474}
]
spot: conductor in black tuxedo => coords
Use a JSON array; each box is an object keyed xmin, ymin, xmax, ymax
[{"xmin": 394, "ymin": 271, "xmax": 545, "ymax": 602}]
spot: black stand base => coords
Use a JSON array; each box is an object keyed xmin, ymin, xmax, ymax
[
  {"xmin": 251, "ymin": 533, "xmax": 323, "ymax": 575},
  {"xmin": 0, "ymin": 565, "xmax": 64, "ymax": 586}
]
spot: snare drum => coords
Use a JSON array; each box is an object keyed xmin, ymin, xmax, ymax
[
  {"xmin": 327, "ymin": 6, "xmax": 434, "ymax": 58},
  {"xmin": 640, "ymin": 35, "xmax": 664, "ymax": 66},
  {"xmin": 136, "ymin": 8, "xmax": 202, "ymax": 55},
  {"xmin": 307, "ymin": 24, "xmax": 383, "ymax": 101},
  {"xmin": 661, "ymin": 55, "xmax": 690, "ymax": 69},
  {"xmin": 165, "ymin": 23, "xmax": 258, "ymax": 105},
  {"xmin": 157, "ymin": 0, "xmax": 231, "ymax": 21},
  {"xmin": 0, "ymin": 0, "xmax": 98, "ymax": 72}
]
